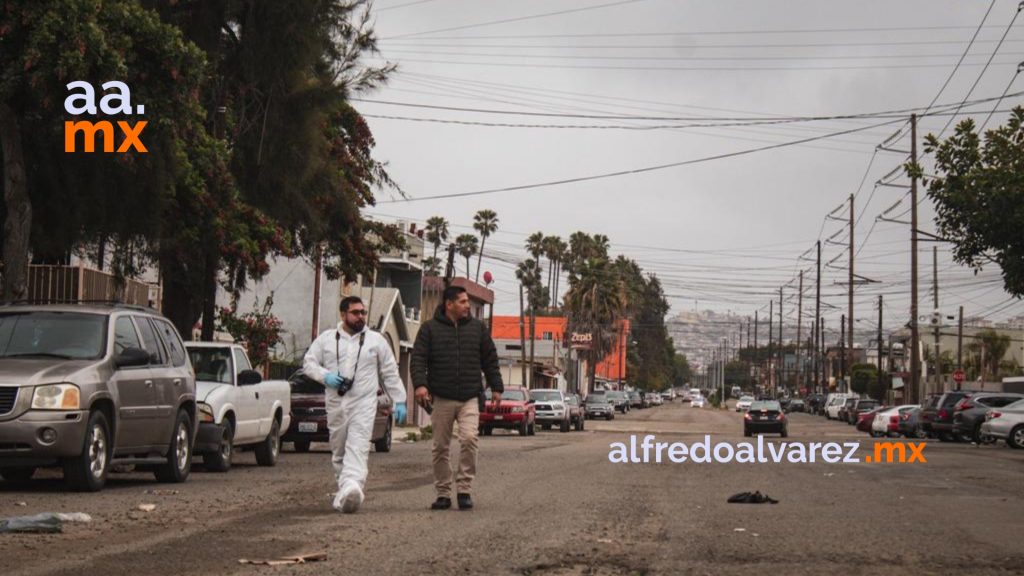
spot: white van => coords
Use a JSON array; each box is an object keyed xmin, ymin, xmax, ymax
[{"xmin": 825, "ymin": 393, "xmax": 858, "ymax": 420}]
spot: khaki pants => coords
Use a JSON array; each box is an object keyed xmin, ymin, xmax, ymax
[{"xmin": 431, "ymin": 397, "xmax": 479, "ymax": 498}]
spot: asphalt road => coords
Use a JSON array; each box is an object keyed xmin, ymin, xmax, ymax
[{"xmin": 2, "ymin": 401, "xmax": 1023, "ymax": 575}]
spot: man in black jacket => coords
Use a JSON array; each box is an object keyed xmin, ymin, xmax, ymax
[{"xmin": 412, "ymin": 285, "xmax": 503, "ymax": 511}]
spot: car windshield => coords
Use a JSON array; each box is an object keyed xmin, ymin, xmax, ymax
[
  {"xmin": 566, "ymin": 396, "xmax": 579, "ymax": 406},
  {"xmin": 188, "ymin": 348, "xmax": 233, "ymax": 384},
  {"xmin": 0, "ymin": 312, "xmax": 107, "ymax": 360},
  {"xmin": 750, "ymin": 401, "xmax": 781, "ymax": 411},
  {"xmin": 586, "ymin": 396, "xmax": 610, "ymax": 405},
  {"xmin": 488, "ymin": 389, "xmax": 526, "ymax": 402},
  {"xmin": 740, "ymin": 396, "xmax": 754, "ymax": 402},
  {"xmin": 607, "ymin": 392, "xmax": 626, "ymax": 400},
  {"xmin": 531, "ymin": 391, "xmax": 562, "ymax": 402},
  {"xmin": 289, "ymin": 371, "xmax": 324, "ymax": 394}
]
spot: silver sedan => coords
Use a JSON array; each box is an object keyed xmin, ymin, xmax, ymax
[{"xmin": 979, "ymin": 399, "xmax": 1024, "ymax": 449}]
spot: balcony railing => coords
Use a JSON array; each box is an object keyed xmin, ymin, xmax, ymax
[{"xmin": 27, "ymin": 265, "xmax": 160, "ymax": 310}]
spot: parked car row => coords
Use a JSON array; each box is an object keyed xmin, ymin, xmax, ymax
[{"xmin": 0, "ymin": 303, "xmax": 292, "ymax": 493}]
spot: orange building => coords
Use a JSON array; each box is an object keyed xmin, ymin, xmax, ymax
[{"xmin": 491, "ymin": 315, "xmax": 629, "ymax": 383}]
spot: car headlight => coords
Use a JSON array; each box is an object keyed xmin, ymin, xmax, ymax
[
  {"xmin": 511, "ymin": 406, "xmax": 525, "ymax": 413},
  {"xmin": 198, "ymin": 402, "xmax": 215, "ymax": 423},
  {"xmin": 32, "ymin": 384, "xmax": 80, "ymax": 410}
]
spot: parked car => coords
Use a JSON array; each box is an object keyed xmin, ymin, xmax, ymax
[
  {"xmin": 480, "ymin": 387, "xmax": 535, "ymax": 436},
  {"xmin": 870, "ymin": 405, "xmax": 918, "ymax": 438},
  {"xmin": 645, "ymin": 392, "xmax": 663, "ymax": 407},
  {"xmin": 531, "ymin": 389, "xmax": 572, "ymax": 432},
  {"xmin": 628, "ymin": 391, "xmax": 646, "ymax": 409},
  {"xmin": 930, "ymin": 390, "xmax": 982, "ymax": 441},
  {"xmin": 605, "ymin": 391, "xmax": 631, "ymax": 414},
  {"xmin": 743, "ymin": 400, "xmax": 788, "ymax": 437},
  {"xmin": 584, "ymin": 395, "xmax": 614, "ymax": 420},
  {"xmin": 847, "ymin": 399, "xmax": 881, "ymax": 425},
  {"xmin": 979, "ymin": 399, "xmax": 1024, "ymax": 448},
  {"xmin": 0, "ymin": 304, "xmax": 196, "ymax": 492},
  {"xmin": 661, "ymin": 390, "xmax": 676, "ymax": 402},
  {"xmin": 565, "ymin": 394, "xmax": 585, "ymax": 431},
  {"xmin": 825, "ymin": 394, "xmax": 855, "ymax": 420},
  {"xmin": 187, "ymin": 342, "xmax": 291, "ymax": 471},
  {"xmin": 691, "ymin": 395, "xmax": 706, "ymax": 409},
  {"xmin": 786, "ymin": 399, "xmax": 806, "ymax": 413},
  {"xmin": 951, "ymin": 393, "xmax": 1024, "ymax": 443},
  {"xmin": 282, "ymin": 369, "xmax": 393, "ymax": 453},
  {"xmin": 731, "ymin": 385, "xmax": 742, "ymax": 398},
  {"xmin": 805, "ymin": 393, "xmax": 826, "ymax": 415},
  {"xmin": 898, "ymin": 406, "xmax": 928, "ymax": 439},
  {"xmin": 856, "ymin": 406, "xmax": 887, "ymax": 434},
  {"xmin": 836, "ymin": 397, "xmax": 858, "ymax": 423},
  {"xmin": 917, "ymin": 392, "xmax": 944, "ymax": 438},
  {"xmin": 735, "ymin": 395, "xmax": 755, "ymax": 412}
]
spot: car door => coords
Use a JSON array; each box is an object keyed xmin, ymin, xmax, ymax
[
  {"xmin": 230, "ymin": 347, "xmax": 262, "ymax": 443},
  {"xmin": 132, "ymin": 315, "xmax": 172, "ymax": 449},
  {"xmin": 151, "ymin": 318, "xmax": 191, "ymax": 441},
  {"xmin": 110, "ymin": 315, "xmax": 158, "ymax": 451}
]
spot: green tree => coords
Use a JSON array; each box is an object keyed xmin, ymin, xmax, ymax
[
  {"xmin": 422, "ymin": 256, "xmax": 442, "ymax": 276},
  {"xmin": 454, "ymin": 234, "xmax": 478, "ymax": 279},
  {"xmin": 472, "ymin": 209, "xmax": 498, "ymax": 283},
  {"xmin": 564, "ymin": 255, "xmax": 626, "ymax": 392},
  {"xmin": 923, "ymin": 109, "xmax": 1024, "ymax": 297}
]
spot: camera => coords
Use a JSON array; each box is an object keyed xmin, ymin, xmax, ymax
[{"xmin": 336, "ymin": 375, "xmax": 354, "ymax": 397}]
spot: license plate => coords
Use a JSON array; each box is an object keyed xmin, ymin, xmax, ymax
[
  {"xmin": 494, "ymin": 415, "xmax": 504, "ymax": 421},
  {"xmin": 298, "ymin": 422, "xmax": 318, "ymax": 433}
]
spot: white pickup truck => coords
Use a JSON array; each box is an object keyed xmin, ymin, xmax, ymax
[{"xmin": 185, "ymin": 342, "xmax": 291, "ymax": 472}]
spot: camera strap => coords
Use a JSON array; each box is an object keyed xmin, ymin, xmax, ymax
[{"xmin": 334, "ymin": 329, "xmax": 367, "ymax": 380}]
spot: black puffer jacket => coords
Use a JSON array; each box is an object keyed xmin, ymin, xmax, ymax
[{"xmin": 412, "ymin": 307, "xmax": 503, "ymax": 401}]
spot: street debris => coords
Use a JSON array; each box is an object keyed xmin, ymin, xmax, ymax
[
  {"xmin": 733, "ymin": 528, "xmax": 746, "ymax": 532},
  {"xmin": 238, "ymin": 553, "xmax": 327, "ymax": 566},
  {"xmin": 137, "ymin": 504, "xmax": 157, "ymax": 512},
  {"xmin": 144, "ymin": 490, "xmax": 179, "ymax": 496},
  {"xmin": 727, "ymin": 491, "xmax": 779, "ymax": 504},
  {"xmin": 0, "ymin": 513, "xmax": 92, "ymax": 534}
]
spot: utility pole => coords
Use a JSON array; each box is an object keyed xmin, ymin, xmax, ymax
[
  {"xmin": 878, "ymin": 295, "xmax": 884, "ymax": 401},
  {"xmin": 933, "ymin": 245, "xmax": 941, "ymax": 395},
  {"xmin": 311, "ymin": 243, "xmax": 323, "ymax": 341},
  {"xmin": 519, "ymin": 283, "xmax": 528, "ymax": 388},
  {"xmin": 957, "ymin": 305, "xmax": 964, "ymax": 391},
  {"xmin": 779, "ymin": 286, "xmax": 784, "ymax": 394},
  {"xmin": 910, "ymin": 113, "xmax": 921, "ymax": 405},
  {"xmin": 797, "ymin": 270, "xmax": 804, "ymax": 393},
  {"xmin": 811, "ymin": 318, "xmax": 818, "ymax": 391},
  {"xmin": 754, "ymin": 311, "xmax": 759, "ymax": 387},
  {"xmin": 819, "ymin": 318, "xmax": 826, "ymax": 390},
  {"xmin": 768, "ymin": 300, "xmax": 774, "ymax": 392},
  {"xmin": 848, "ymin": 193, "xmax": 855, "ymax": 391},
  {"xmin": 840, "ymin": 314, "xmax": 847, "ymax": 392},
  {"xmin": 815, "ymin": 240, "xmax": 822, "ymax": 394}
]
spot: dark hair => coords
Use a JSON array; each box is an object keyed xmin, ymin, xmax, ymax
[
  {"xmin": 443, "ymin": 285, "xmax": 467, "ymax": 304},
  {"xmin": 340, "ymin": 296, "xmax": 364, "ymax": 312}
]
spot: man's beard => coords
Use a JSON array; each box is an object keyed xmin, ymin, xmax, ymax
[{"xmin": 346, "ymin": 319, "xmax": 366, "ymax": 332}]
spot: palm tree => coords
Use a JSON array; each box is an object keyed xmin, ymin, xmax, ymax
[
  {"xmin": 472, "ymin": 209, "xmax": 499, "ymax": 283},
  {"xmin": 542, "ymin": 235, "xmax": 560, "ymax": 300},
  {"xmin": 525, "ymin": 231, "xmax": 545, "ymax": 260},
  {"xmin": 516, "ymin": 258, "xmax": 544, "ymax": 387},
  {"xmin": 552, "ymin": 237, "xmax": 568, "ymax": 308},
  {"xmin": 455, "ymin": 234, "xmax": 478, "ymax": 279},
  {"xmin": 425, "ymin": 216, "xmax": 450, "ymax": 261},
  {"xmin": 564, "ymin": 256, "xmax": 626, "ymax": 393},
  {"xmin": 422, "ymin": 256, "xmax": 442, "ymax": 277}
]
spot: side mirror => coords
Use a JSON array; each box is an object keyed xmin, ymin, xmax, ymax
[
  {"xmin": 115, "ymin": 347, "xmax": 151, "ymax": 368},
  {"xmin": 527, "ymin": 399, "xmax": 536, "ymax": 404},
  {"xmin": 238, "ymin": 369, "xmax": 263, "ymax": 386}
]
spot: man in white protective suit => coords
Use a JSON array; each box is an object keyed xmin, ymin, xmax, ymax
[{"xmin": 303, "ymin": 296, "xmax": 408, "ymax": 513}]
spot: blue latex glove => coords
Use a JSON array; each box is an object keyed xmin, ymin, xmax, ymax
[
  {"xmin": 324, "ymin": 373, "xmax": 343, "ymax": 389},
  {"xmin": 394, "ymin": 402, "xmax": 408, "ymax": 425}
]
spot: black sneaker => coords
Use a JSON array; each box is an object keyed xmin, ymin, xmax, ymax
[
  {"xmin": 457, "ymin": 493, "xmax": 473, "ymax": 510},
  {"xmin": 430, "ymin": 497, "xmax": 452, "ymax": 510}
]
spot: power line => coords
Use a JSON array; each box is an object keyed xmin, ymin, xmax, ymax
[
  {"xmin": 386, "ymin": 0, "xmax": 650, "ymax": 39},
  {"xmin": 378, "ymin": 118, "xmax": 903, "ymax": 204},
  {"xmin": 922, "ymin": 0, "xmax": 998, "ymax": 114},
  {"xmin": 376, "ymin": 0, "xmax": 441, "ymax": 12},
  {"xmin": 380, "ymin": 39, "xmax": 1024, "ymax": 51}
]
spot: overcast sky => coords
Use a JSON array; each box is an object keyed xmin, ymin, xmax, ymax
[{"xmin": 353, "ymin": 0, "xmax": 1024, "ymax": 338}]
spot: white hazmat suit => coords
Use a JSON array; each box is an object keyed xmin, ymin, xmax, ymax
[{"xmin": 303, "ymin": 324, "xmax": 406, "ymax": 512}]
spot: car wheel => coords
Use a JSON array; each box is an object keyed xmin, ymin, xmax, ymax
[
  {"xmin": 744, "ymin": 429, "xmax": 752, "ymax": 438},
  {"xmin": 482, "ymin": 426, "xmax": 493, "ymax": 436},
  {"xmin": 780, "ymin": 428, "xmax": 788, "ymax": 438},
  {"xmin": 374, "ymin": 419, "xmax": 393, "ymax": 453},
  {"xmin": 528, "ymin": 419, "xmax": 537, "ymax": 436},
  {"xmin": 938, "ymin": 432, "xmax": 954, "ymax": 442},
  {"xmin": 64, "ymin": 410, "xmax": 111, "ymax": 492},
  {"xmin": 1009, "ymin": 425, "xmax": 1024, "ymax": 449},
  {"xmin": 203, "ymin": 423, "xmax": 234, "ymax": 473},
  {"xmin": 560, "ymin": 418, "xmax": 570, "ymax": 433},
  {"xmin": 580, "ymin": 417, "xmax": 585, "ymax": 431},
  {"xmin": 913, "ymin": 426, "xmax": 928, "ymax": 440},
  {"xmin": 0, "ymin": 466, "xmax": 36, "ymax": 484},
  {"xmin": 975, "ymin": 425, "xmax": 996, "ymax": 445},
  {"xmin": 293, "ymin": 440, "xmax": 312, "ymax": 453},
  {"xmin": 518, "ymin": 419, "xmax": 530, "ymax": 436},
  {"xmin": 957, "ymin": 432, "xmax": 974, "ymax": 444},
  {"xmin": 155, "ymin": 410, "xmax": 193, "ymax": 484},
  {"xmin": 255, "ymin": 418, "xmax": 282, "ymax": 466},
  {"xmin": 607, "ymin": 414, "xmax": 613, "ymax": 420}
]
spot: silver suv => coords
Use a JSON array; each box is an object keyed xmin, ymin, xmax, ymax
[{"xmin": 0, "ymin": 303, "xmax": 196, "ymax": 491}]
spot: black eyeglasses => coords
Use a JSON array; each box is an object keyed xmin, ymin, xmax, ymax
[{"xmin": 348, "ymin": 309, "xmax": 368, "ymax": 316}]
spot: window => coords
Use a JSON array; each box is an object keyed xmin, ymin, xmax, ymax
[
  {"xmin": 233, "ymin": 348, "xmax": 252, "ymax": 372},
  {"xmin": 543, "ymin": 332, "xmax": 553, "ymax": 341},
  {"xmin": 114, "ymin": 316, "xmax": 142, "ymax": 355},
  {"xmin": 0, "ymin": 312, "xmax": 107, "ymax": 360},
  {"xmin": 154, "ymin": 320, "xmax": 187, "ymax": 367},
  {"xmin": 134, "ymin": 316, "xmax": 166, "ymax": 365}
]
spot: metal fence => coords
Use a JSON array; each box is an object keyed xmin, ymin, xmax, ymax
[{"xmin": 26, "ymin": 265, "xmax": 160, "ymax": 309}]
